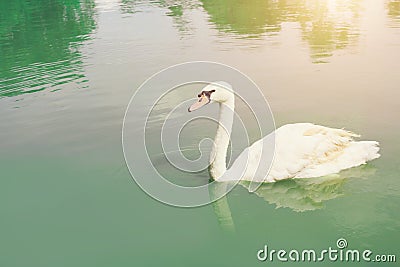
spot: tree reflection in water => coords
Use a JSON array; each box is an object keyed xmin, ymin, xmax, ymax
[
  {"xmin": 0, "ymin": 0, "xmax": 96, "ymax": 98},
  {"xmin": 387, "ymin": 0, "xmax": 400, "ymax": 27}
]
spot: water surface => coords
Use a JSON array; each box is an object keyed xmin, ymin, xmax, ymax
[{"xmin": 1, "ymin": 0, "xmax": 399, "ymax": 266}]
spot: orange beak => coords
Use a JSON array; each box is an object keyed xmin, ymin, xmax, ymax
[{"xmin": 188, "ymin": 94, "xmax": 210, "ymax": 112}]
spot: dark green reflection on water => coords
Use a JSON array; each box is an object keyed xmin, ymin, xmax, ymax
[{"xmin": 0, "ymin": 0, "xmax": 96, "ymax": 98}]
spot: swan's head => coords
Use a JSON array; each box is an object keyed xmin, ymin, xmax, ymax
[{"xmin": 188, "ymin": 81, "xmax": 233, "ymax": 112}]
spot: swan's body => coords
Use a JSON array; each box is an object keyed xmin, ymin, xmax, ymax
[
  {"xmin": 188, "ymin": 82, "xmax": 380, "ymax": 183},
  {"xmin": 224, "ymin": 123, "xmax": 380, "ymax": 182}
]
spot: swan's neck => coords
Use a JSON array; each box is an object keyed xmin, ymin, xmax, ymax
[{"xmin": 210, "ymin": 98, "xmax": 234, "ymax": 180}]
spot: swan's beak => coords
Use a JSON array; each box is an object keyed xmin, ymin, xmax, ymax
[{"xmin": 188, "ymin": 94, "xmax": 210, "ymax": 112}]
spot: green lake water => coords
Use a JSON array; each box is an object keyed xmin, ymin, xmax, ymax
[{"xmin": 1, "ymin": 0, "xmax": 400, "ymax": 266}]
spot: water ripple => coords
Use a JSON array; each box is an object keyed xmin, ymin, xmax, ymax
[{"xmin": 0, "ymin": 0, "xmax": 97, "ymax": 99}]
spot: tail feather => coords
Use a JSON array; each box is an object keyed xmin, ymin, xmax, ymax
[
  {"xmin": 361, "ymin": 141, "xmax": 380, "ymax": 161},
  {"xmin": 337, "ymin": 140, "xmax": 380, "ymax": 168},
  {"xmin": 295, "ymin": 140, "xmax": 380, "ymax": 179}
]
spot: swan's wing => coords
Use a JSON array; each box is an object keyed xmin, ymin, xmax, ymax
[
  {"xmin": 224, "ymin": 123, "xmax": 366, "ymax": 183},
  {"xmin": 270, "ymin": 123, "xmax": 362, "ymax": 181}
]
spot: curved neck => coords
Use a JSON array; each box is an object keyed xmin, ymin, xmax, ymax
[{"xmin": 210, "ymin": 98, "xmax": 234, "ymax": 180}]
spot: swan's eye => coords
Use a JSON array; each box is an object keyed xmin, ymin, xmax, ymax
[
  {"xmin": 197, "ymin": 94, "xmax": 201, "ymax": 97},
  {"xmin": 203, "ymin": 90, "xmax": 213, "ymax": 98}
]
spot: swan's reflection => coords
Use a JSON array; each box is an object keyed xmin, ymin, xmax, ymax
[
  {"xmin": 210, "ymin": 165, "xmax": 376, "ymax": 232},
  {"xmin": 209, "ymin": 182, "xmax": 236, "ymax": 233},
  {"xmin": 248, "ymin": 176, "xmax": 345, "ymax": 212}
]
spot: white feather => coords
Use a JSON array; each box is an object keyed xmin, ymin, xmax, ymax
[
  {"xmin": 192, "ymin": 83, "xmax": 380, "ymax": 183},
  {"xmin": 222, "ymin": 123, "xmax": 380, "ymax": 182}
]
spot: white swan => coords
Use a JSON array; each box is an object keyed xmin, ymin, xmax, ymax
[{"xmin": 188, "ymin": 82, "xmax": 380, "ymax": 183}]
